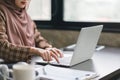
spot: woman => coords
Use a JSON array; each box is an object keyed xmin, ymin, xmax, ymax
[{"xmin": 0, "ymin": 0, "xmax": 63, "ymax": 63}]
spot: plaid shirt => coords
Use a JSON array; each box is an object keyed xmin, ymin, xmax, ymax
[{"xmin": 0, "ymin": 10, "xmax": 51, "ymax": 63}]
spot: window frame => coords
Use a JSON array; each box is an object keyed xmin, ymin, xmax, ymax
[{"xmin": 34, "ymin": 0, "xmax": 120, "ymax": 33}]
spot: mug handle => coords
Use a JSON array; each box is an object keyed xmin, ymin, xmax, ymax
[{"xmin": 7, "ymin": 69, "xmax": 13, "ymax": 80}]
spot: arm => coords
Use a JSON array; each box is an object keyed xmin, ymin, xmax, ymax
[
  {"xmin": 0, "ymin": 11, "xmax": 62, "ymax": 63},
  {"xmin": 33, "ymin": 22, "xmax": 63, "ymax": 62},
  {"xmin": 33, "ymin": 23, "xmax": 52, "ymax": 49}
]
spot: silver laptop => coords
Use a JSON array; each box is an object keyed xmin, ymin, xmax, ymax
[{"xmin": 32, "ymin": 25, "xmax": 103, "ymax": 67}]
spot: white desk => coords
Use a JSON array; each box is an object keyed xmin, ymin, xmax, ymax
[
  {"xmin": 1, "ymin": 46, "xmax": 120, "ymax": 80},
  {"xmin": 69, "ymin": 46, "xmax": 120, "ymax": 80},
  {"xmin": 35, "ymin": 46, "xmax": 120, "ymax": 80}
]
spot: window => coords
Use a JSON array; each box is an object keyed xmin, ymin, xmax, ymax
[
  {"xmin": 27, "ymin": 0, "xmax": 120, "ymax": 32},
  {"xmin": 27, "ymin": 0, "xmax": 51, "ymax": 20},
  {"xmin": 64, "ymin": 0, "xmax": 120, "ymax": 22}
]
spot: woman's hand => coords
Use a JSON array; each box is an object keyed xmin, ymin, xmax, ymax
[
  {"xmin": 45, "ymin": 47, "xmax": 63, "ymax": 63},
  {"xmin": 30, "ymin": 47, "xmax": 63, "ymax": 63},
  {"xmin": 45, "ymin": 47, "xmax": 63, "ymax": 57}
]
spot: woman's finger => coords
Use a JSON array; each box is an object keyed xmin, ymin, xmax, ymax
[
  {"xmin": 42, "ymin": 51, "xmax": 46, "ymax": 60},
  {"xmin": 44, "ymin": 51, "xmax": 48, "ymax": 61},
  {"xmin": 52, "ymin": 48, "xmax": 63, "ymax": 58},
  {"xmin": 50, "ymin": 51, "xmax": 60, "ymax": 63},
  {"xmin": 46, "ymin": 50, "xmax": 52, "ymax": 61},
  {"xmin": 50, "ymin": 48, "xmax": 59, "ymax": 57}
]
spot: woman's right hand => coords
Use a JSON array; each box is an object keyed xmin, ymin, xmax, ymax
[{"xmin": 30, "ymin": 47, "xmax": 62, "ymax": 63}]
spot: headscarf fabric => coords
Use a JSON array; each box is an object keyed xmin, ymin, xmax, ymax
[{"xmin": 0, "ymin": 0, "xmax": 35, "ymax": 46}]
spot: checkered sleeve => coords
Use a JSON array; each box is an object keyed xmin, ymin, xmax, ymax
[
  {"xmin": 33, "ymin": 23, "xmax": 52, "ymax": 49},
  {"xmin": 0, "ymin": 10, "xmax": 32, "ymax": 62}
]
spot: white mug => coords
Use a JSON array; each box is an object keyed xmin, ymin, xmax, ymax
[
  {"xmin": 13, "ymin": 64, "xmax": 40, "ymax": 80},
  {"xmin": 0, "ymin": 62, "xmax": 41, "ymax": 80}
]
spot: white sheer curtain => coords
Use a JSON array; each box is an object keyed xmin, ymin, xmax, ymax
[
  {"xmin": 27, "ymin": 0, "xmax": 51, "ymax": 20},
  {"xmin": 64, "ymin": 0, "xmax": 120, "ymax": 22}
]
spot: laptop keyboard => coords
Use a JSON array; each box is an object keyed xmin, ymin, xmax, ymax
[
  {"xmin": 50, "ymin": 54, "xmax": 72, "ymax": 65},
  {"xmin": 59, "ymin": 56, "xmax": 72, "ymax": 64}
]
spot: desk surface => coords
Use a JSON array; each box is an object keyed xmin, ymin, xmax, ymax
[
  {"xmin": 67, "ymin": 46, "xmax": 120, "ymax": 80},
  {"xmin": 0, "ymin": 46, "xmax": 120, "ymax": 80}
]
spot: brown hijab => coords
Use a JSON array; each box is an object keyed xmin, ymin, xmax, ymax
[{"xmin": 0, "ymin": 0, "xmax": 35, "ymax": 46}]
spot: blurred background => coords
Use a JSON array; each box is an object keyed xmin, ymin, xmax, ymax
[{"xmin": 27, "ymin": 0, "xmax": 120, "ymax": 48}]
